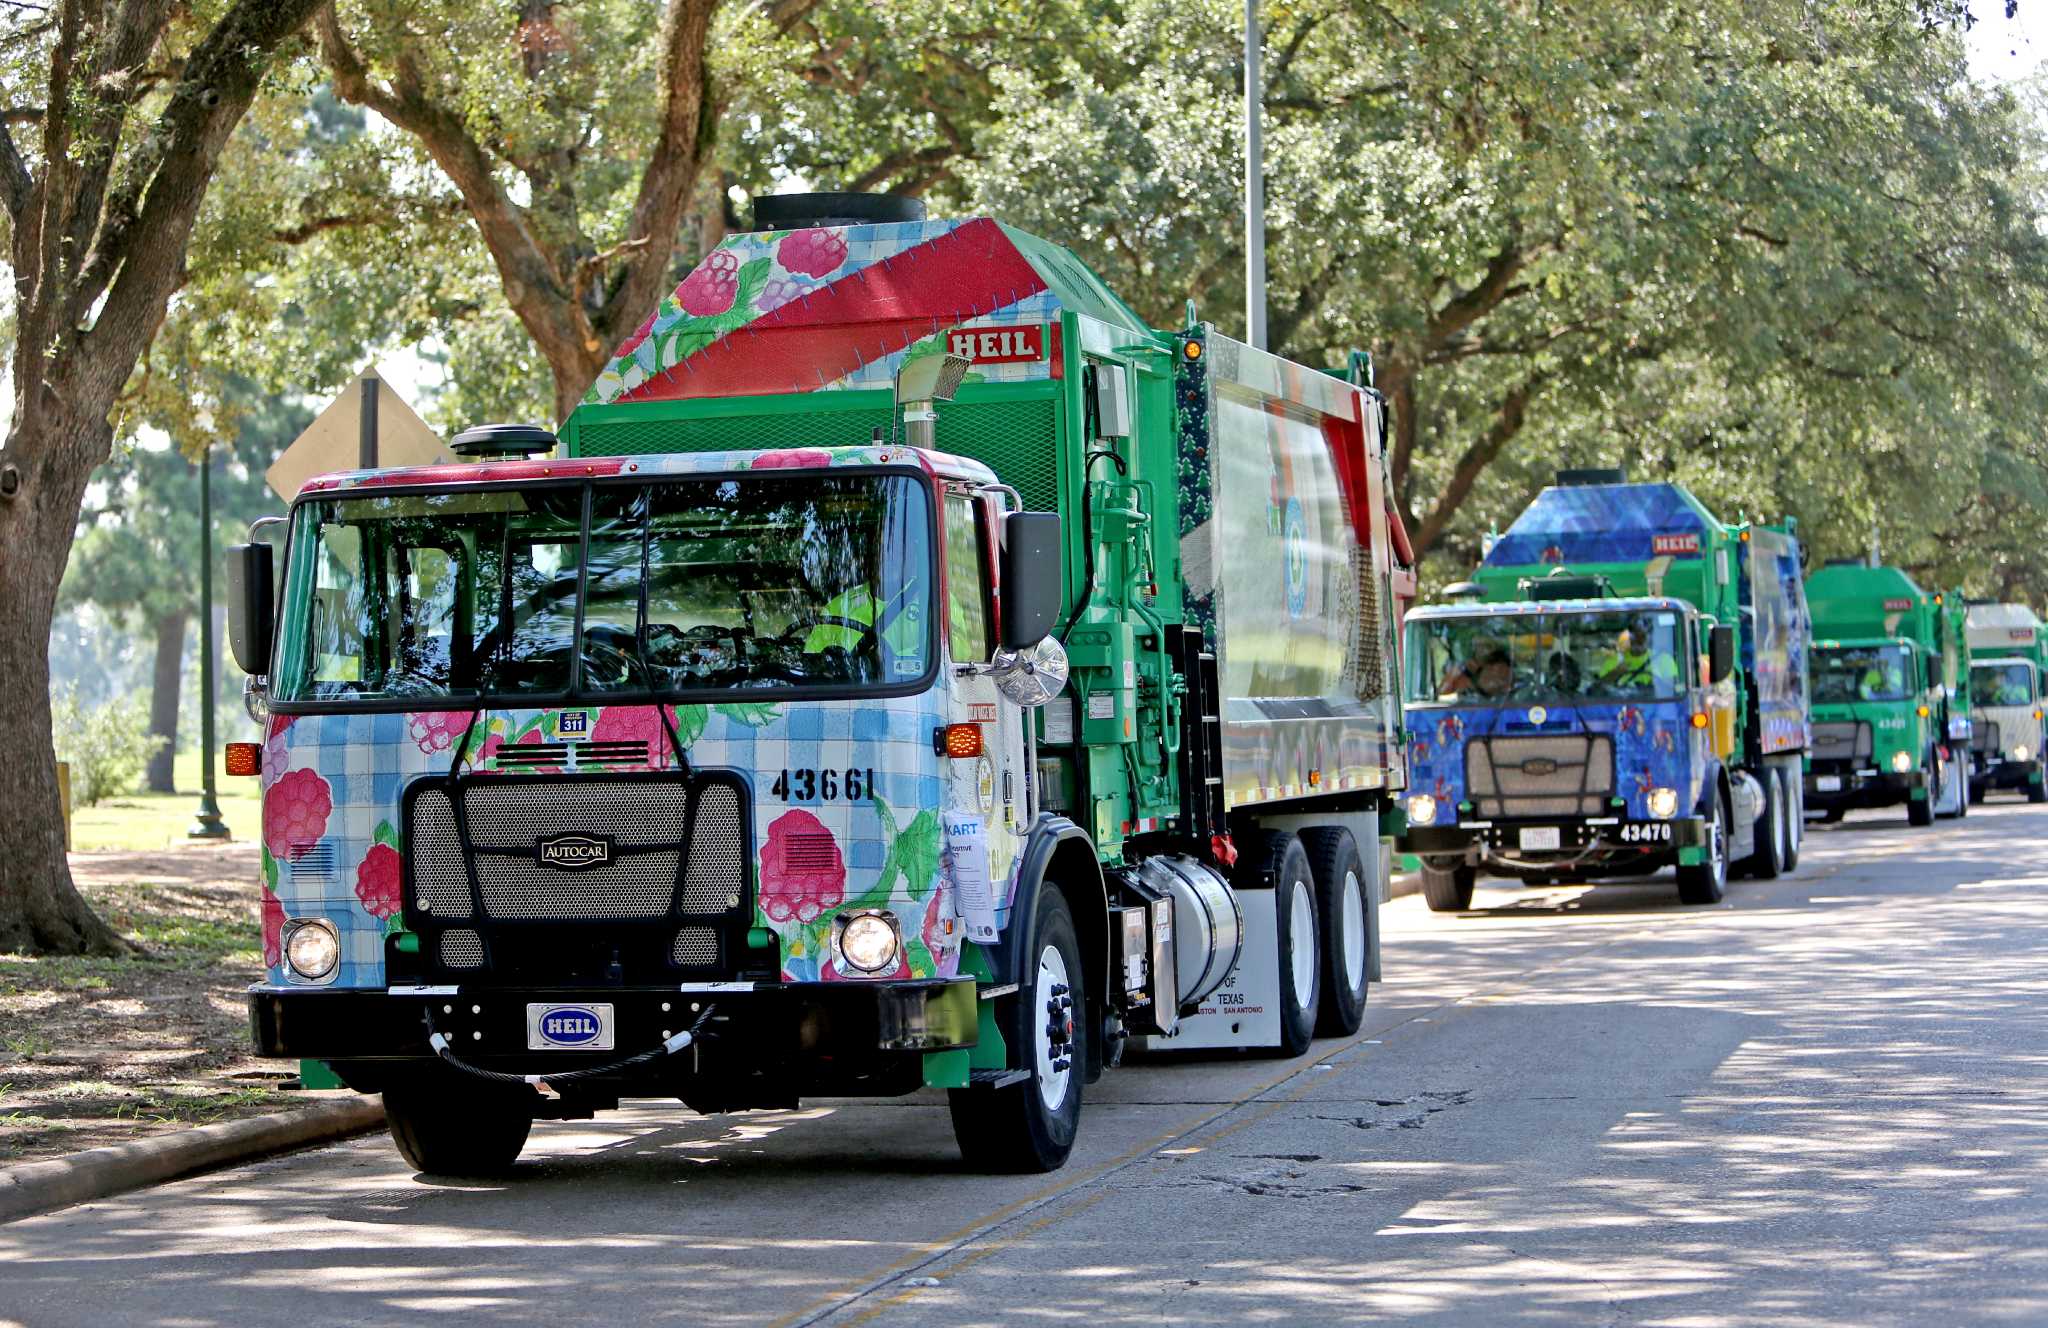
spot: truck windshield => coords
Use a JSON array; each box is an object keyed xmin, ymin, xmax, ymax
[
  {"xmin": 1971, "ymin": 661, "xmax": 2036, "ymax": 707},
  {"xmin": 1811, "ymin": 643, "xmax": 1915, "ymax": 703},
  {"xmin": 1404, "ymin": 608, "xmax": 1687, "ymax": 705},
  {"xmin": 271, "ymin": 473, "xmax": 934, "ymax": 705}
]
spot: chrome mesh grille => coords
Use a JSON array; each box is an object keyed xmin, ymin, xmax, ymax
[
  {"xmin": 672, "ymin": 927, "xmax": 719, "ymax": 966},
  {"xmin": 411, "ymin": 793, "xmax": 472, "ymax": 919},
  {"xmin": 441, "ymin": 929, "xmax": 484, "ymax": 968},
  {"xmin": 1467, "ymin": 735, "xmax": 1614, "ymax": 819},
  {"xmin": 1812, "ymin": 721, "xmax": 1872, "ymax": 765}
]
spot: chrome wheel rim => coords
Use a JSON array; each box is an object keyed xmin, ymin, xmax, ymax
[
  {"xmin": 1340, "ymin": 870, "xmax": 1367, "ymax": 992},
  {"xmin": 1288, "ymin": 877, "xmax": 1316, "ymax": 1009},
  {"xmin": 1035, "ymin": 943, "xmax": 1074, "ymax": 1112}
]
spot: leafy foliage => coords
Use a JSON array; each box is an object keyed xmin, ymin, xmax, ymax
[{"xmin": 49, "ymin": 690, "xmax": 165, "ymax": 809}]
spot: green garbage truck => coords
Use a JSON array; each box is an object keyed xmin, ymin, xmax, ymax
[
  {"xmin": 1965, "ymin": 602, "xmax": 2048, "ymax": 803},
  {"xmin": 1803, "ymin": 561, "xmax": 1970, "ymax": 826},
  {"xmin": 222, "ymin": 195, "xmax": 1410, "ymax": 1176}
]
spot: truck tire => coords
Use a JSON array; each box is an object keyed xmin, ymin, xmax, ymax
[
  {"xmin": 1908, "ymin": 765, "xmax": 1936, "ymax": 826},
  {"xmin": 1743, "ymin": 770, "xmax": 1785, "ymax": 880},
  {"xmin": 1676, "ymin": 789, "xmax": 1729, "ymax": 905},
  {"xmin": 1782, "ymin": 776, "xmax": 1803, "ymax": 872},
  {"xmin": 1300, "ymin": 827, "xmax": 1370, "ymax": 1038},
  {"xmin": 2029, "ymin": 769, "xmax": 2046, "ymax": 803},
  {"xmin": 949, "ymin": 887, "xmax": 1085, "ymax": 1173},
  {"xmin": 1250, "ymin": 831, "xmax": 1320, "ymax": 1058},
  {"xmin": 384, "ymin": 1084, "xmax": 532, "ymax": 1176},
  {"xmin": 1421, "ymin": 861, "xmax": 1475, "ymax": 912}
]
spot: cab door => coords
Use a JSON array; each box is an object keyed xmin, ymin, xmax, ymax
[{"xmin": 941, "ymin": 487, "xmax": 1027, "ymax": 939}]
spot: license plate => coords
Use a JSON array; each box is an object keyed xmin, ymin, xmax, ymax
[
  {"xmin": 1519, "ymin": 826, "xmax": 1562, "ymax": 851},
  {"xmin": 1815, "ymin": 775, "xmax": 1842, "ymax": 792},
  {"xmin": 526, "ymin": 1002, "xmax": 614, "ymax": 1051}
]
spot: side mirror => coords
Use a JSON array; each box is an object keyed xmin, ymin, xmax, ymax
[
  {"xmin": 999, "ymin": 511, "xmax": 1063, "ymax": 651},
  {"xmin": 1708, "ymin": 624, "xmax": 1735, "ymax": 684},
  {"xmin": 225, "ymin": 542, "xmax": 275, "ymax": 676}
]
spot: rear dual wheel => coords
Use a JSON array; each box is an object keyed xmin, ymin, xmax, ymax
[
  {"xmin": 1301, "ymin": 828, "xmax": 1370, "ymax": 1038},
  {"xmin": 1250, "ymin": 831, "xmax": 1321, "ymax": 1059}
]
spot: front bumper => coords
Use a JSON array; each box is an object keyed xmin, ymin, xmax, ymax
[
  {"xmin": 1400, "ymin": 817, "xmax": 1704, "ymax": 866},
  {"xmin": 249, "ymin": 978, "xmax": 980, "ymax": 1062},
  {"xmin": 1974, "ymin": 756, "xmax": 2044, "ymax": 790},
  {"xmin": 1805, "ymin": 766, "xmax": 1923, "ymax": 810}
]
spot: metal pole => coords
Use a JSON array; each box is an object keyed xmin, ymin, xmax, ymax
[
  {"xmin": 190, "ymin": 447, "xmax": 227, "ymax": 840},
  {"xmin": 1244, "ymin": 0, "xmax": 1267, "ymax": 351},
  {"xmin": 359, "ymin": 374, "xmax": 379, "ymax": 470}
]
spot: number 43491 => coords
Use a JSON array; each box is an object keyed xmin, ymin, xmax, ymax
[{"xmin": 771, "ymin": 768, "xmax": 877, "ymax": 802}]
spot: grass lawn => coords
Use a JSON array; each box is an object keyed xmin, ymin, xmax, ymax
[{"xmin": 66, "ymin": 751, "xmax": 262, "ymax": 852}]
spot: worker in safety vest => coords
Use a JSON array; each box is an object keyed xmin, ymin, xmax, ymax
[
  {"xmin": 1597, "ymin": 619, "xmax": 1678, "ymax": 690},
  {"xmin": 802, "ymin": 582, "xmax": 926, "ymax": 657},
  {"xmin": 1857, "ymin": 655, "xmax": 1906, "ymax": 700}
]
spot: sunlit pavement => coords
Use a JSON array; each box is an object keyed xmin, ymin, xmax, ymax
[{"xmin": 5, "ymin": 804, "xmax": 2048, "ymax": 1327}]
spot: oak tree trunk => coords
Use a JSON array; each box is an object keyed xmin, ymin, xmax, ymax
[
  {"xmin": 146, "ymin": 610, "xmax": 187, "ymax": 793},
  {"xmin": 0, "ymin": 408, "xmax": 133, "ymax": 957}
]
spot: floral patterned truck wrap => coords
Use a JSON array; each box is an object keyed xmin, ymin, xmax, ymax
[
  {"xmin": 1396, "ymin": 474, "xmax": 1814, "ymax": 910},
  {"xmin": 222, "ymin": 199, "xmax": 1407, "ymax": 1175}
]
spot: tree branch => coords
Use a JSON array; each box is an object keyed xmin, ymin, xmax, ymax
[{"xmin": 0, "ymin": 121, "xmax": 28, "ymax": 218}]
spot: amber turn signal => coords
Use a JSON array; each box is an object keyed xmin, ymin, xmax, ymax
[
  {"xmin": 224, "ymin": 742, "xmax": 262, "ymax": 777},
  {"xmin": 1691, "ymin": 712, "xmax": 1710, "ymax": 729},
  {"xmin": 941, "ymin": 723, "xmax": 983, "ymax": 759},
  {"xmin": 1917, "ymin": 705, "xmax": 1931, "ymax": 718}
]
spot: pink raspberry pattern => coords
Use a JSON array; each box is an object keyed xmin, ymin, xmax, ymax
[
  {"xmin": 776, "ymin": 228, "xmax": 848, "ymax": 279},
  {"xmin": 407, "ymin": 710, "xmax": 471, "ymax": 755},
  {"xmin": 264, "ymin": 767, "xmax": 333, "ymax": 861},
  {"xmin": 759, "ymin": 809, "xmax": 845, "ymax": 924},
  {"xmin": 355, "ymin": 843, "xmax": 403, "ymax": 919},
  {"xmin": 261, "ymin": 714, "xmax": 295, "ymax": 791},
  {"xmin": 261, "ymin": 890, "xmax": 285, "ymax": 970},
  {"xmin": 675, "ymin": 248, "xmax": 740, "ymax": 316},
  {"xmin": 591, "ymin": 705, "xmax": 660, "ymax": 749},
  {"xmin": 750, "ymin": 448, "xmax": 833, "ymax": 470},
  {"xmin": 757, "ymin": 275, "xmax": 808, "ymax": 313}
]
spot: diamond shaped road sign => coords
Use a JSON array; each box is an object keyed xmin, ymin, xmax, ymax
[{"xmin": 265, "ymin": 367, "xmax": 452, "ymax": 501}]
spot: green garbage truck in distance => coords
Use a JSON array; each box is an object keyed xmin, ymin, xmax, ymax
[
  {"xmin": 221, "ymin": 195, "xmax": 1410, "ymax": 1177},
  {"xmin": 1396, "ymin": 469, "xmax": 1812, "ymax": 909},
  {"xmin": 1803, "ymin": 561, "xmax": 1970, "ymax": 826},
  {"xmin": 1966, "ymin": 602, "xmax": 2048, "ymax": 804}
]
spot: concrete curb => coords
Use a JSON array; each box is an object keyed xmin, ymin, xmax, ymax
[
  {"xmin": 0, "ymin": 1094, "xmax": 385, "ymax": 1225},
  {"xmin": 1389, "ymin": 872, "xmax": 1419, "ymax": 900}
]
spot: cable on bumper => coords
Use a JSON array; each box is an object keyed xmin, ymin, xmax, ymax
[{"xmin": 423, "ymin": 1004, "xmax": 716, "ymax": 1089}]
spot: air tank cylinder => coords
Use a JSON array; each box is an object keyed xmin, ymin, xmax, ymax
[{"xmin": 1134, "ymin": 854, "xmax": 1244, "ymax": 1008}]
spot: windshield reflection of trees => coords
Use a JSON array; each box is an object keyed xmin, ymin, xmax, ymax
[{"xmin": 1410, "ymin": 611, "xmax": 1686, "ymax": 706}]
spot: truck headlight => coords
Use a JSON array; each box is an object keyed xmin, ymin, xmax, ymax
[
  {"xmin": 283, "ymin": 918, "xmax": 339, "ymax": 982},
  {"xmin": 1647, "ymin": 787, "xmax": 1679, "ymax": 820},
  {"xmin": 1406, "ymin": 793, "xmax": 1438, "ymax": 826},
  {"xmin": 836, "ymin": 910, "xmax": 901, "ymax": 974},
  {"xmin": 1891, "ymin": 751, "xmax": 1913, "ymax": 774},
  {"xmin": 2016, "ymin": 745, "xmax": 2032, "ymax": 763}
]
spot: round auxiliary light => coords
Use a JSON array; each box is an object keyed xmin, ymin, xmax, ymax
[
  {"xmin": 1183, "ymin": 340, "xmax": 1204, "ymax": 361},
  {"xmin": 2016, "ymin": 745, "xmax": 2032, "ymax": 763},
  {"xmin": 284, "ymin": 919, "xmax": 339, "ymax": 981},
  {"xmin": 1406, "ymin": 793, "xmax": 1438, "ymax": 826},
  {"xmin": 1647, "ymin": 787, "xmax": 1679, "ymax": 820},
  {"xmin": 1891, "ymin": 751, "xmax": 1914, "ymax": 774},
  {"xmin": 837, "ymin": 912, "xmax": 901, "ymax": 975}
]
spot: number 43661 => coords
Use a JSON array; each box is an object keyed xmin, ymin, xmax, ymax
[{"xmin": 771, "ymin": 768, "xmax": 877, "ymax": 802}]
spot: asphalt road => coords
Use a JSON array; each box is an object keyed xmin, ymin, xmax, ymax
[{"xmin": 6, "ymin": 800, "xmax": 2048, "ymax": 1327}]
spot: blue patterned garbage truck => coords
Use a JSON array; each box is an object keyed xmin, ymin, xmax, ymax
[{"xmin": 1395, "ymin": 471, "xmax": 1812, "ymax": 910}]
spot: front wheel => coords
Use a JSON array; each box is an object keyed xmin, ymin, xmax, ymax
[
  {"xmin": 1302, "ymin": 828, "xmax": 1370, "ymax": 1037},
  {"xmin": 1676, "ymin": 790, "xmax": 1729, "ymax": 905},
  {"xmin": 2028, "ymin": 771, "xmax": 2047, "ymax": 804},
  {"xmin": 1421, "ymin": 861, "xmax": 1476, "ymax": 912},
  {"xmin": 949, "ymin": 887, "xmax": 1085, "ymax": 1173},
  {"xmin": 384, "ymin": 1084, "xmax": 533, "ymax": 1176}
]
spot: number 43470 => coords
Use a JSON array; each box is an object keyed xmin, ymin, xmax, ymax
[{"xmin": 771, "ymin": 768, "xmax": 877, "ymax": 802}]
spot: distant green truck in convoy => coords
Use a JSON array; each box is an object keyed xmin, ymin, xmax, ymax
[
  {"xmin": 1965, "ymin": 602, "xmax": 2048, "ymax": 804},
  {"xmin": 1803, "ymin": 561, "xmax": 1970, "ymax": 827}
]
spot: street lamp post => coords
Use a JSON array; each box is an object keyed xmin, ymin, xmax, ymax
[
  {"xmin": 190, "ymin": 445, "xmax": 228, "ymax": 840},
  {"xmin": 1245, "ymin": 0, "xmax": 1267, "ymax": 351}
]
